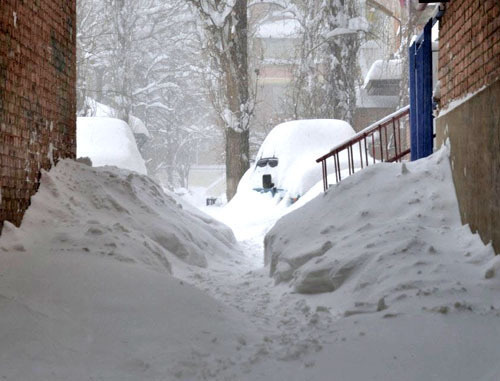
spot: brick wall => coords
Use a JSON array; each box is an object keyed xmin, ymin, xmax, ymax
[
  {"xmin": 353, "ymin": 107, "xmax": 395, "ymax": 132},
  {"xmin": 0, "ymin": 0, "xmax": 76, "ymax": 228},
  {"xmin": 438, "ymin": 0, "xmax": 500, "ymax": 107}
]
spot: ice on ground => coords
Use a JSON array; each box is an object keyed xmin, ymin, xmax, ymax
[
  {"xmin": 265, "ymin": 147, "xmax": 499, "ymax": 315},
  {"xmin": 1, "ymin": 160, "xmax": 237, "ymax": 271},
  {"xmin": 77, "ymin": 117, "xmax": 147, "ymax": 175}
]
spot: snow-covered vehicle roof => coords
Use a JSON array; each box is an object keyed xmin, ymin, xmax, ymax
[
  {"xmin": 240, "ymin": 119, "xmax": 356, "ymax": 199},
  {"xmin": 77, "ymin": 117, "xmax": 148, "ymax": 175}
]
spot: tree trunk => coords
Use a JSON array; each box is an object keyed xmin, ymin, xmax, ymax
[
  {"xmin": 225, "ymin": 128, "xmax": 249, "ymax": 201},
  {"xmin": 225, "ymin": 0, "xmax": 250, "ymax": 200}
]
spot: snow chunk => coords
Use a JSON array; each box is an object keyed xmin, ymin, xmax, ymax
[{"xmin": 77, "ymin": 117, "xmax": 147, "ymax": 175}]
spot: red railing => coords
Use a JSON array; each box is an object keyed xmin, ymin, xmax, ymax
[{"xmin": 316, "ymin": 105, "xmax": 411, "ymax": 192}]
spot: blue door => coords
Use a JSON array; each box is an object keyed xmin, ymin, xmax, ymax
[{"xmin": 409, "ymin": 19, "xmax": 434, "ymax": 161}]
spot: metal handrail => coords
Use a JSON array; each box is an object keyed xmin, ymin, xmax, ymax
[{"xmin": 316, "ymin": 105, "xmax": 411, "ymax": 192}]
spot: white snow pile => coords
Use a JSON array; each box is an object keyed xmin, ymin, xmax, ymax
[
  {"xmin": 77, "ymin": 117, "xmax": 147, "ymax": 175},
  {"xmin": 1, "ymin": 160, "xmax": 237, "ymax": 270},
  {"xmin": 265, "ymin": 147, "xmax": 499, "ymax": 314},
  {"xmin": 0, "ymin": 160, "xmax": 258, "ymax": 380}
]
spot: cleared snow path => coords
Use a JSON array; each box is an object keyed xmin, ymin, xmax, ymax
[
  {"xmin": 1, "ymin": 154, "xmax": 498, "ymax": 381},
  {"xmin": 180, "ymin": 147, "xmax": 500, "ymax": 381},
  {"xmin": 177, "ymin": 234, "xmax": 339, "ymax": 380}
]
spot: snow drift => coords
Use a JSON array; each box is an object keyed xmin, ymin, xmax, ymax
[
  {"xmin": 2, "ymin": 160, "xmax": 237, "ymax": 271},
  {"xmin": 77, "ymin": 117, "xmax": 147, "ymax": 175},
  {"xmin": 265, "ymin": 147, "xmax": 499, "ymax": 314}
]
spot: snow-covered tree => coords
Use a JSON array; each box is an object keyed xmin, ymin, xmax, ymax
[
  {"xmin": 77, "ymin": 0, "xmax": 217, "ymax": 187},
  {"xmin": 287, "ymin": 0, "xmax": 365, "ymax": 124},
  {"xmin": 186, "ymin": 0, "xmax": 253, "ymax": 200}
]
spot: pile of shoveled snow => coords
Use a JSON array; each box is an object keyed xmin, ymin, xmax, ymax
[
  {"xmin": 265, "ymin": 147, "xmax": 499, "ymax": 314},
  {"xmin": 1, "ymin": 159, "xmax": 238, "ymax": 271}
]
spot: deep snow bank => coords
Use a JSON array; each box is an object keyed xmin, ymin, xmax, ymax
[
  {"xmin": 2, "ymin": 160, "xmax": 238, "ymax": 271},
  {"xmin": 265, "ymin": 148, "xmax": 499, "ymax": 311}
]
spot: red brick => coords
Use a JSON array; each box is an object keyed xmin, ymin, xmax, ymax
[{"xmin": 0, "ymin": 0, "xmax": 76, "ymax": 228}]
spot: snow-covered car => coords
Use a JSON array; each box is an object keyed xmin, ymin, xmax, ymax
[
  {"xmin": 239, "ymin": 119, "xmax": 356, "ymax": 203},
  {"xmin": 77, "ymin": 117, "xmax": 147, "ymax": 175}
]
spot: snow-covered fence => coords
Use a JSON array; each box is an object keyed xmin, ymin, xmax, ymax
[{"xmin": 316, "ymin": 105, "xmax": 411, "ymax": 192}]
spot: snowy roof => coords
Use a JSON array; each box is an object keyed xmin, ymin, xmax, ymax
[
  {"xmin": 364, "ymin": 59, "xmax": 403, "ymax": 85},
  {"xmin": 255, "ymin": 18, "xmax": 300, "ymax": 39},
  {"xmin": 363, "ymin": 59, "xmax": 402, "ymax": 96}
]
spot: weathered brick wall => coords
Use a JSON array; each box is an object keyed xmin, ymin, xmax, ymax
[
  {"xmin": 353, "ymin": 107, "xmax": 395, "ymax": 132},
  {"xmin": 0, "ymin": 0, "xmax": 76, "ymax": 228},
  {"xmin": 438, "ymin": 0, "xmax": 500, "ymax": 107}
]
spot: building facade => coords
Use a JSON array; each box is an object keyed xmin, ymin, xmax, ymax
[
  {"xmin": 435, "ymin": 0, "xmax": 500, "ymax": 253},
  {"xmin": 0, "ymin": 1, "xmax": 76, "ymax": 228}
]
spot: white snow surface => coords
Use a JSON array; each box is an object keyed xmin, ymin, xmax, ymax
[
  {"xmin": 77, "ymin": 117, "xmax": 148, "ymax": 175},
  {"xmin": 266, "ymin": 147, "xmax": 498, "ymax": 295},
  {"xmin": 84, "ymin": 97, "xmax": 151, "ymax": 138},
  {"xmin": 1, "ymin": 147, "xmax": 499, "ymax": 380},
  {"xmin": 129, "ymin": 114, "xmax": 151, "ymax": 138},
  {"xmin": 2, "ymin": 160, "xmax": 237, "ymax": 270},
  {"xmin": 202, "ymin": 147, "xmax": 500, "ymax": 380}
]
